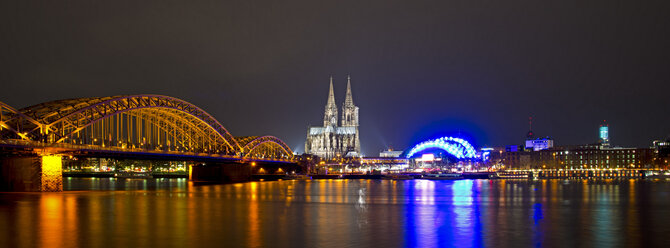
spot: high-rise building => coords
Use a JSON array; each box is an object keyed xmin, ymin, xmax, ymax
[
  {"xmin": 600, "ymin": 121, "xmax": 610, "ymax": 147},
  {"xmin": 305, "ymin": 76, "xmax": 361, "ymax": 159}
]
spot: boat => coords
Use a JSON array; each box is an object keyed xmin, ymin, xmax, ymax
[
  {"xmin": 383, "ymin": 174, "xmax": 414, "ymax": 180},
  {"xmin": 114, "ymin": 171, "xmax": 153, "ymax": 179},
  {"xmin": 489, "ymin": 172, "xmax": 529, "ymax": 179},
  {"xmin": 645, "ymin": 171, "xmax": 670, "ymax": 179},
  {"xmin": 423, "ymin": 173, "xmax": 463, "ymax": 180},
  {"xmin": 282, "ymin": 174, "xmax": 312, "ymax": 180}
]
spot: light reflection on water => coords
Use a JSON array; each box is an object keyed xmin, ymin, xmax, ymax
[{"xmin": 1, "ymin": 178, "xmax": 670, "ymax": 247}]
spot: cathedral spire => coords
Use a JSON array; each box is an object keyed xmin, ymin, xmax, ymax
[
  {"xmin": 344, "ymin": 75, "xmax": 354, "ymax": 106},
  {"xmin": 324, "ymin": 76, "xmax": 338, "ymax": 127},
  {"xmin": 341, "ymin": 75, "xmax": 359, "ymax": 127},
  {"xmin": 327, "ymin": 76, "xmax": 336, "ymax": 107}
]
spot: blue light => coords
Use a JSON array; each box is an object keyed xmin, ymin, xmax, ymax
[
  {"xmin": 482, "ymin": 151, "xmax": 490, "ymax": 161},
  {"xmin": 406, "ymin": 136, "xmax": 477, "ymax": 159},
  {"xmin": 599, "ymin": 126, "xmax": 609, "ymax": 142}
]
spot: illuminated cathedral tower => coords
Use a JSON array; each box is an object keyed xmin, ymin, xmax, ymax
[
  {"xmin": 340, "ymin": 76, "xmax": 361, "ymax": 155},
  {"xmin": 323, "ymin": 77, "xmax": 338, "ymax": 127},
  {"xmin": 305, "ymin": 76, "xmax": 361, "ymax": 159},
  {"xmin": 341, "ymin": 76, "xmax": 359, "ymax": 127}
]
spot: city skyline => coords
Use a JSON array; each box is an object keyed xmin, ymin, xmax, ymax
[
  {"xmin": 2, "ymin": 1, "xmax": 670, "ymax": 247},
  {"xmin": 1, "ymin": 1, "xmax": 669, "ymax": 154}
]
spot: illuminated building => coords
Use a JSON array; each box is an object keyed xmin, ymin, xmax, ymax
[
  {"xmin": 480, "ymin": 147, "xmax": 494, "ymax": 161},
  {"xmin": 653, "ymin": 140, "xmax": 670, "ymax": 168},
  {"xmin": 525, "ymin": 137, "xmax": 554, "ymax": 151},
  {"xmin": 305, "ymin": 76, "xmax": 361, "ymax": 159},
  {"xmin": 402, "ymin": 136, "xmax": 480, "ymax": 170},
  {"xmin": 523, "ymin": 117, "xmax": 554, "ymax": 151},
  {"xmin": 600, "ymin": 121, "xmax": 610, "ymax": 147},
  {"xmin": 497, "ymin": 121, "xmax": 658, "ymax": 169},
  {"xmin": 500, "ymin": 145, "xmax": 656, "ymax": 170},
  {"xmin": 653, "ymin": 140, "xmax": 670, "ymax": 157},
  {"xmin": 405, "ymin": 136, "xmax": 477, "ymax": 159},
  {"xmin": 360, "ymin": 157, "xmax": 410, "ymax": 171},
  {"xmin": 380, "ymin": 149, "xmax": 403, "ymax": 158}
]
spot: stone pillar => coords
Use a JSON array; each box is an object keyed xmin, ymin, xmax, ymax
[
  {"xmin": 0, "ymin": 155, "xmax": 63, "ymax": 192},
  {"xmin": 40, "ymin": 155, "xmax": 63, "ymax": 192},
  {"xmin": 188, "ymin": 164, "xmax": 193, "ymax": 181}
]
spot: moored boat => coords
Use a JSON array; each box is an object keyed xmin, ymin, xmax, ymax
[
  {"xmin": 115, "ymin": 171, "xmax": 153, "ymax": 179},
  {"xmin": 282, "ymin": 174, "xmax": 312, "ymax": 180},
  {"xmin": 644, "ymin": 171, "xmax": 670, "ymax": 179},
  {"xmin": 423, "ymin": 173, "xmax": 463, "ymax": 180},
  {"xmin": 489, "ymin": 172, "xmax": 529, "ymax": 179},
  {"xmin": 383, "ymin": 174, "xmax": 414, "ymax": 180}
]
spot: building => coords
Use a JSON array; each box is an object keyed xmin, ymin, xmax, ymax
[
  {"xmin": 506, "ymin": 145, "xmax": 519, "ymax": 152},
  {"xmin": 305, "ymin": 76, "xmax": 361, "ymax": 159},
  {"xmin": 361, "ymin": 157, "xmax": 409, "ymax": 171},
  {"xmin": 653, "ymin": 140, "xmax": 670, "ymax": 168},
  {"xmin": 653, "ymin": 140, "xmax": 670, "ymax": 158},
  {"xmin": 492, "ymin": 123, "xmax": 665, "ymax": 170},
  {"xmin": 600, "ymin": 121, "xmax": 610, "ymax": 147},
  {"xmin": 559, "ymin": 145, "xmax": 655, "ymax": 169},
  {"xmin": 380, "ymin": 149, "xmax": 403, "ymax": 158},
  {"xmin": 499, "ymin": 145, "xmax": 656, "ymax": 170},
  {"xmin": 523, "ymin": 117, "xmax": 554, "ymax": 151},
  {"xmin": 525, "ymin": 137, "xmax": 554, "ymax": 151}
]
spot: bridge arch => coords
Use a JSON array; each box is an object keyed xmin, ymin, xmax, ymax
[
  {"xmin": 2, "ymin": 95, "xmax": 239, "ymax": 153},
  {"xmin": 236, "ymin": 136, "xmax": 294, "ymax": 159},
  {"xmin": 1, "ymin": 95, "xmax": 296, "ymax": 160},
  {"xmin": 0, "ymin": 101, "xmax": 43, "ymax": 139},
  {"xmin": 405, "ymin": 136, "xmax": 477, "ymax": 159}
]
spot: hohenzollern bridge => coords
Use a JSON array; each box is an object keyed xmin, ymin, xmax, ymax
[{"xmin": 0, "ymin": 95, "xmax": 294, "ymax": 192}]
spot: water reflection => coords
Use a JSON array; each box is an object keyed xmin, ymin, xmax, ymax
[
  {"xmin": 0, "ymin": 178, "xmax": 670, "ymax": 247},
  {"xmin": 404, "ymin": 180, "xmax": 483, "ymax": 248}
]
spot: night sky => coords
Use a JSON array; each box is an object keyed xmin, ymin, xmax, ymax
[{"xmin": 1, "ymin": 0, "xmax": 669, "ymax": 155}]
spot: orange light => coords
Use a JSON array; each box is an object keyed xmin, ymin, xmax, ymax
[{"xmin": 41, "ymin": 155, "xmax": 63, "ymax": 192}]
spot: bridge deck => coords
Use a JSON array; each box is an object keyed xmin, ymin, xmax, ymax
[{"xmin": 0, "ymin": 140, "xmax": 295, "ymax": 163}]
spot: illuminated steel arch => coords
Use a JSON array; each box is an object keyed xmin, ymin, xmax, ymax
[
  {"xmin": 116, "ymin": 108, "xmax": 235, "ymax": 153},
  {"xmin": 1, "ymin": 95, "xmax": 296, "ymax": 159},
  {"xmin": 4, "ymin": 95, "xmax": 240, "ymax": 154},
  {"xmin": 236, "ymin": 136, "xmax": 294, "ymax": 159},
  {"xmin": 0, "ymin": 101, "xmax": 43, "ymax": 140},
  {"xmin": 406, "ymin": 136, "xmax": 477, "ymax": 159}
]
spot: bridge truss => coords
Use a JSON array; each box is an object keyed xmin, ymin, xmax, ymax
[
  {"xmin": 0, "ymin": 95, "xmax": 293, "ymax": 160},
  {"xmin": 236, "ymin": 136, "xmax": 294, "ymax": 159}
]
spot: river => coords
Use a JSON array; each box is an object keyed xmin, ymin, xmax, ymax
[{"xmin": 1, "ymin": 178, "xmax": 670, "ymax": 247}]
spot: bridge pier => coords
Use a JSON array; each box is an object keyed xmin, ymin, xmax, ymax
[
  {"xmin": 0, "ymin": 155, "xmax": 63, "ymax": 192},
  {"xmin": 189, "ymin": 162, "xmax": 251, "ymax": 183}
]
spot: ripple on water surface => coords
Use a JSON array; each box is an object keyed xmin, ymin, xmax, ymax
[{"xmin": 1, "ymin": 178, "xmax": 670, "ymax": 247}]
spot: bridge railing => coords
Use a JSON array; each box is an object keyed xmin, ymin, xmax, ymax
[{"xmin": 0, "ymin": 139, "xmax": 295, "ymax": 162}]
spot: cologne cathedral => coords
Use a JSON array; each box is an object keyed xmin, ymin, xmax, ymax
[{"xmin": 305, "ymin": 76, "xmax": 361, "ymax": 159}]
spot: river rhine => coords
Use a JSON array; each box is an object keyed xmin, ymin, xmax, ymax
[{"xmin": 1, "ymin": 178, "xmax": 670, "ymax": 247}]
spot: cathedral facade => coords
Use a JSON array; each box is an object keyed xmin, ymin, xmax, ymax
[{"xmin": 305, "ymin": 76, "xmax": 361, "ymax": 159}]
